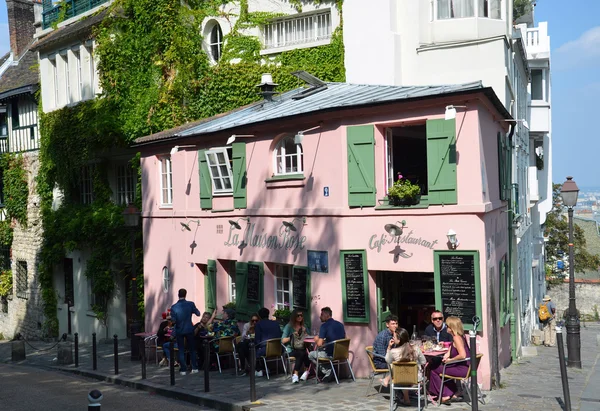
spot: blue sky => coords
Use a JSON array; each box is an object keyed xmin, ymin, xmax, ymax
[{"xmin": 0, "ymin": 1, "xmax": 598, "ymax": 187}]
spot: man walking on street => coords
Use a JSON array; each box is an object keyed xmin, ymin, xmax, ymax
[
  {"xmin": 309, "ymin": 307, "xmax": 346, "ymax": 382},
  {"xmin": 541, "ymin": 295, "xmax": 557, "ymax": 347},
  {"xmin": 171, "ymin": 288, "xmax": 200, "ymax": 375}
]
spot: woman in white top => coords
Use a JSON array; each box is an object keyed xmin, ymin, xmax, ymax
[{"xmin": 385, "ymin": 328, "xmax": 426, "ymax": 406}]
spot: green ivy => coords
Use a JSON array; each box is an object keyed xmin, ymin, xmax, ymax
[
  {"xmin": 1, "ymin": 154, "xmax": 29, "ymax": 227},
  {"xmin": 0, "ymin": 270, "xmax": 12, "ymax": 299}
]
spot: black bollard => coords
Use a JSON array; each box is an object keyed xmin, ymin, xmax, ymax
[
  {"xmin": 139, "ymin": 338, "xmax": 146, "ymax": 380},
  {"xmin": 87, "ymin": 389, "xmax": 103, "ymax": 411},
  {"xmin": 204, "ymin": 339, "xmax": 210, "ymax": 392},
  {"xmin": 74, "ymin": 333, "xmax": 79, "ymax": 368},
  {"xmin": 92, "ymin": 333, "xmax": 97, "ymax": 370},
  {"xmin": 557, "ymin": 326, "xmax": 572, "ymax": 411},
  {"xmin": 169, "ymin": 342, "xmax": 175, "ymax": 386},
  {"xmin": 113, "ymin": 335, "xmax": 119, "ymax": 375},
  {"xmin": 470, "ymin": 316, "xmax": 480, "ymax": 410},
  {"xmin": 249, "ymin": 340, "xmax": 257, "ymax": 402}
]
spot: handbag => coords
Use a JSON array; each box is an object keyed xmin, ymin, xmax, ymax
[{"xmin": 291, "ymin": 328, "xmax": 307, "ymax": 350}]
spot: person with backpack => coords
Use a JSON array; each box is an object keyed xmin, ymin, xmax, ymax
[{"xmin": 539, "ymin": 295, "xmax": 556, "ymax": 347}]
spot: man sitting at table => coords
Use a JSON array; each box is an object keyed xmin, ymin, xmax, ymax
[
  {"xmin": 253, "ymin": 307, "xmax": 282, "ymax": 377},
  {"xmin": 424, "ymin": 310, "xmax": 452, "ymax": 342},
  {"xmin": 373, "ymin": 314, "xmax": 399, "ymax": 387},
  {"xmin": 309, "ymin": 306, "xmax": 346, "ymax": 382}
]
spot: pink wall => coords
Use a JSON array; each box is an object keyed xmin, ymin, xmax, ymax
[{"xmin": 140, "ymin": 94, "xmax": 510, "ymax": 386}]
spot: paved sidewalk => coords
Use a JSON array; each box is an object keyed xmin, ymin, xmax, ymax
[{"xmin": 2, "ymin": 324, "xmax": 599, "ymax": 410}]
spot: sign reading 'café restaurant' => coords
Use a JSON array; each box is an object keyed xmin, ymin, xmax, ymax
[
  {"xmin": 225, "ymin": 223, "xmax": 307, "ymax": 251},
  {"xmin": 368, "ymin": 230, "xmax": 439, "ymax": 253}
]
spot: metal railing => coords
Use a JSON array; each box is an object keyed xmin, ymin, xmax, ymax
[{"xmin": 42, "ymin": 0, "xmax": 109, "ymax": 29}]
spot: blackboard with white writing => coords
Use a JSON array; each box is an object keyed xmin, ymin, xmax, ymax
[
  {"xmin": 434, "ymin": 251, "xmax": 481, "ymax": 330},
  {"xmin": 341, "ymin": 250, "xmax": 370, "ymax": 323},
  {"xmin": 247, "ymin": 263, "xmax": 260, "ymax": 302}
]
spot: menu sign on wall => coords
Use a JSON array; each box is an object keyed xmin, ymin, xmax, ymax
[
  {"xmin": 434, "ymin": 251, "xmax": 482, "ymax": 331},
  {"xmin": 341, "ymin": 250, "xmax": 370, "ymax": 323},
  {"xmin": 247, "ymin": 263, "xmax": 260, "ymax": 302}
]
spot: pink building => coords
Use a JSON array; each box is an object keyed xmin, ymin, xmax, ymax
[{"xmin": 136, "ymin": 76, "xmax": 513, "ymax": 388}]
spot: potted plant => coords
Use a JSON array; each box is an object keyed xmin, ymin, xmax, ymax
[
  {"xmin": 387, "ymin": 173, "xmax": 421, "ymax": 206},
  {"xmin": 272, "ymin": 303, "xmax": 291, "ymax": 326},
  {"xmin": 222, "ymin": 301, "xmax": 236, "ymax": 310}
]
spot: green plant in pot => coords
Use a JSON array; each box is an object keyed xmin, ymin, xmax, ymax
[
  {"xmin": 223, "ymin": 301, "xmax": 236, "ymax": 310},
  {"xmin": 387, "ymin": 173, "xmax": 421, "ymax": 206},
  {"xmin": 273, "ymin": 303, "xmax": 291, "ymax": 325}
]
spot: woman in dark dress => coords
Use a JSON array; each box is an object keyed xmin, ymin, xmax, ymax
[{"xmin": 427, "ymin": 316, "xmax": 470, "ymax": 404}]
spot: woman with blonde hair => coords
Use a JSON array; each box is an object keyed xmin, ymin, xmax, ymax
[
  {"xmin": 385, "ymin": 328, "xmax": 426, "ymax": 405},
  {"xmin": 427, "ymin": 316, "xmax": 471, "ymax": 404}
]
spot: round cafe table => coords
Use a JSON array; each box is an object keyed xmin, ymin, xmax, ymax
[{"xmin": 423, "ymin": 347, "xmax": 448, "ymax": 370}]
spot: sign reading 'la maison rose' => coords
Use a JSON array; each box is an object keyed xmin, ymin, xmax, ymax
[
  {"xmin": 225, "ymin": 223, "xmax": 307, "ymax": 251},
  {"xmin": 369, "ymin": 230, "xmax": 439, "ymax": 253}
]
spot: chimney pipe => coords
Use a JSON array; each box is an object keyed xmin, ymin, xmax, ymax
[
  {"xmin": 6, "ymin": 0, "xmax": 36, "ymax": 59},
  {"xmin": 256, "ymin": 73, "xmax": 278, "ymax": 101}
]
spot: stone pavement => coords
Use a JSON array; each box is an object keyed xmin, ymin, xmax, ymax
[{"xmin": 1, "ymin": 324, "xmax": 600, "ymax": 411}]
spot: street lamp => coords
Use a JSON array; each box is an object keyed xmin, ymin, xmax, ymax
[
  {"xmin": 559, "ymin": 176, "xmax": 581, "ymax": 368},
  {"xmin": 123, "ymin": 203, "xmax": 141, "ymax": 360}
]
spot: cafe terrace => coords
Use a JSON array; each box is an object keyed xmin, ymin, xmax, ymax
[{"xmin": 135, "ymin": 77, "xmax": 512, "ymax": 388}]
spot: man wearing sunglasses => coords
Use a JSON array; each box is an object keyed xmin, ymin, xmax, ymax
[{"xmin": 424, "ymin": 310, "xmax": 452, "ymax": 342}]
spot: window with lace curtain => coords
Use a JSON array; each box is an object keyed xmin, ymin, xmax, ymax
[
  {"xmin": 436, "ymin": 0, "xmax": 501, "ymax": 20},
  {"xmin": 273, "ymin": 136, "xmax": 303, "ymax": 176}
]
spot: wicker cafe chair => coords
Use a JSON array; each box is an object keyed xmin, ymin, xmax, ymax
[
  {"xmin": 365, "ymin": 346, "xmax": 389, "ymax": 396},
  {"xmin": 389, "ymin": 361, "xmax": 427, "ymax": 410},
  {"xmin": 211, "ymin": 336, "xmax": 238, "ymax": 375},
  {"xmin": 316, "ymin": 338, "xmax": 356, "ymax": 384},
  {"xmin": 437, "ymin": 353, "xmax": 485, "ymax": 406},
  {"xmin": 255, "ymin": 338, "xmax": 288, "ymax": 380}
]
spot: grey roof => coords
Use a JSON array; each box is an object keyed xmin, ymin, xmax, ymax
[
  {"xmin": 0, "ymin": 50, "xmax": 39, "ymax": 100},
  {"xmin": 135, "ymin": 81, "xmax": 510, "ymax": 145}
]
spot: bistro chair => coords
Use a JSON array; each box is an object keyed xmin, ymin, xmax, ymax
[
  {"xmin": 389, "ymin": 361, "xmax": 427, "ymax": 410},
  {"xmin": 256, "ymin": 338, "xmax": 288, "ymax": 380},
  {"xmin": 144, "ymin": 334, "xmax": 162, "ymax": 365},
  {"xmin": 316, "ymin": 338, "xmax": 355, "ymax": 384},
  {"xmin": 437, "ymin": 353, "xmax": 485, "ymax": 406},
  {"xmin": 211, "ymin": 336, "xmax": 238, "ymax": 375},
  {"xmin": 365, "ymin": 346, "xmax": 389, "ymax": 396}
]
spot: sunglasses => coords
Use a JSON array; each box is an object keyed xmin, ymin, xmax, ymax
[
  {"xmin": 432, "ymin": 317, "xmax": 444, "ymax": 321},
  {"xmin": 251, "ymin": 319, "xmax": 258, "ymax": 322},
  {"xmin": 297, "ymin": 314, "xmax": 304, "ymax": 317}
]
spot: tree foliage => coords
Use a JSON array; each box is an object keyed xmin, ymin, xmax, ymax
[
  {"xmin": 544, "ymin": 183, "xmax": 600, "ymax": 276},
  {"xmin": 513, "ymin": 0, "xmax": 536, "ymax": 22}
]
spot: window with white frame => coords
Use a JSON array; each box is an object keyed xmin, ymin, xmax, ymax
[
  {"xmin": 49, "ymin": 56, "xmax": 58, "ymax": 106},
  {"xmin": 73, "ymin": 48, "xmax": 82, "ymax": 101},
  {"xmin": 478, "ymin": 0, "xmax": 501, "ymax": 18},
  {"xmin": 531, "ymin": 69, "xmax": 545, "ymax": 101},
  {"xmin": 80, "ymin": 164, "xmax": 95, "ymax": 204},
  {"xmin": 228, "ymin": 270, "xmax": 236, "ymax": 303},
  {"xmin": 275, "ymin": 265, "xmax": 292, "ymax": 310},
  {"xmin": 162, "ymin": 266, "xmax": 170, "ymax": 293},
  {"xmin": 159, "ymin": 156, "xmax": 173, "ymax": 206},
  {"xmin": 273, "ymin": 136, "xmax": 303, "ymax": 175},
  {"xmin": 208, "ymin": 22, "xmax": 223, "ymax": 62},
  {"xmin": 116, "ymin": 163, "xmax": 136, "ymax": 205},
  {"xmin": 263, "ymin": 10, "xmax": 331, "ymax": 50},
  {"xmin": 61, "ymin": 51, "xmax": 70, "ymax": 105},
  {"xmin": 436, "ymin": 0, "xmax": 500, "ymax": 19},
  {"xmin": 385, "ymin": 125, "xmax": 428, "ymax": 195},
  {"xmin": 86, "ymin": 44, "xmax": 95, "ymax": 97},
  {"xmin": 204, "ymin": 147, "xmax": 233, "ymax": 194}
]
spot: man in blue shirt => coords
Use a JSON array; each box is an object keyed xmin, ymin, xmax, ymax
[
  {"xmin": 251, "ymin": 307, "xmax": 282, "ymax": 377},
  {"xmin": 424, "ymin": 310, "xmax": 452, "ymax": 343},
  {"xmin": 309, "ymin": 306, "xmax": 346, "ymax": 382},
  {"xmin": 170, "ymin": 288, "xmax": 200, "ymax": 375}
]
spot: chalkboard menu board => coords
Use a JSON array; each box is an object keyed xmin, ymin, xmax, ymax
[
  {"xmin": 434, "ymin": 251, "xmax": 481, "ymax": 330},
  {"xmin": 247, "ymin": 263, "xmax": 260, "ymax": 302},
  {"xmin": 341, "ymin": 250, "xmax": 370, "ymax": 323},
  {"xmin": 292, "ymin": 267, "xmax": 308, "ymax": 309}
]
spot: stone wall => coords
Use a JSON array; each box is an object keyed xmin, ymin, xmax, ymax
[
  {"xmin": 548, "ymin": 282, "xmax": 600, "ymax": 318},
  {"xmin": 0, "ymin": 151, "xmax": 44, "ymax": 340}
]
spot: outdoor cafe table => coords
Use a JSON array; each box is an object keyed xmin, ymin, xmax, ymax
[{"xmin": 423, "ymin": 347, "xmax": 448, "ymax": 369}]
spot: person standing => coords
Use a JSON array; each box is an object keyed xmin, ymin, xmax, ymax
[
  {"xmin": 170, "ymin": 288, "xmax": 200, "ymax": 375},
  {"xmin": 424, "ymin": 310, "xmax": 453, "ymax": 342},
  {"xmin": 540, "ymin": 295, "xmax": 557, "ymax": 347},
  {"xmin": 372, "ymin": 314, "xmax": 399, "ymax": 387},
  {"xmin": 308, "ymin": 307, "xmax": 346, "ymax": 382}
]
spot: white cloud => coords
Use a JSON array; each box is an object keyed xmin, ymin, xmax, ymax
[
  {"xmin": 554, "ymin": 26, "xmax": 600, "ymax": 71},
  {"xmin": 0, "ymin": 23, "xmax": 9, "ymax": 57}
]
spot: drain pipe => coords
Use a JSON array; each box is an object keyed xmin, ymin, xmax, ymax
[{"xmin": 507, "ymin": 122, "xmax": 518, "ymax": 357}]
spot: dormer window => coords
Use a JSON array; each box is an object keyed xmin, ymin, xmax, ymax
[{"xmin": 273, "ymin": 136, "xmax": 303, "ymax": 176}]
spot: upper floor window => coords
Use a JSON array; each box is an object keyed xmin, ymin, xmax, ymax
[
  {"xmin": 80, "ymin": 164, "xmax": 95, "ymax": 204},
  {"xmin": 85, "ymin": 43, "xmax": 95, "ymax": 98},
  {"xmin": 159, "ymin": 156, "xmax": 173, "ymax": 206},
  {"xmin": 436, "ymin": 0, "xmax": 500, "ymax": 20},
  {"xmin": 530, "ymin": 69, "xmax": 546, "ymax": 101},
  {"xmin": 49, "ymin": 56, "xmax": 58, "ymax": 106},
  {"xmin": 478, "ymin": 0, "xmax": 501, "ymax": 18},
  {"xmin": 10, "ymin": 103, "xmax": 19, "ymax": 129},
  {"xmin": 205, "ymin": 147, "xmax": 233, "ymax": 194},
  {"xmin": 116, "ymin": 163, "xmax": 136, "ymax": 205},
  {"xmin": 60, "ymin": 51, "xmax": 70, "ymax": 105},
  {"xmin": 73, "ymin": 48, "xmax": 82, "ymax": 101},
  {"xmin": 206, "ymin": 21, "xmax": 223, "ymax": 63},
  {"xmin": 385, "ymin": 126, "xmax": 428, "ymax": 195},
  {"xmin": 0, "ymin": 112, "xmax": 7, "ymax": 137},
  {"xmin": 275, "ymin": 264, "xmax": 291, "ymax": 310},
  {"xmin": 263, "ymin": 10, "xmax": 331, "ymax": 50},
  {"xmin": 273, "ymin": 136, "xmax": 303, "ymax": 176}
]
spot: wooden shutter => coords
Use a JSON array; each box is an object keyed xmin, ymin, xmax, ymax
[
  {"xmin": 497, "ymin": 132, "xmax": 510, "ymax": 201},
  {"xmin": 292, "ymin": 265, "xmax": 311, "ymax": 330},
  {"xmin": 232, "ymin": 142, "xmax": 247, "ymax": 209},
  {"xmin": 205, "ymin": 260, "xmax": 217, "ymax": 312},
  {"xmin": 198, "ymin": 149, "xmax": 213, "ymax": 209},
  {"xmin": 426, "ymin": 119, "xmax": 457, "ymax": 205},
  {"xmin": 347, "ymin": 125, "xmax": 376, "ymax": 207},
  {"xmin": 235, "ymin": 261, "xmax": 264, "ymax": 321}
]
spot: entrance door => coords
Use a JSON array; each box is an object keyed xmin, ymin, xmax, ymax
[
  {"xmin": 376, "ymin": 272, "xmax": 399, "ymax": 332},
  {"xmin": 64, "ymin": 258, "xmax": 74, "ymax": 335}
]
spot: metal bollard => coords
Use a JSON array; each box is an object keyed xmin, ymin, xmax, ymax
[
  {"xmin": 169, "ymin": 342, "xmax": 175, "ymax": 386},
  {"xmin": 204, "ymin": 339, "xmax": 210, "ymax": 392},
  {"xmin": 92, "ymin": 333, "xmax": 97, "ymax": 370},
  {"xmin": 113, "ymin": 335, "xmax": 119, "ymax": 375},
  {"xmin": 249, "ymin": 340, "xmax": 257, "ymax": 402},
  {"xmin": 557, "ymin": 326, "xmax": 572, "ymax": 411},
  {"xmin": 74, "ymin": 333, "xmax": 79, "ymax": 368},
  {"xmin": 88, "ymin": 389, "xmax": 103, "ymax": 411},
  {"xmin": 139, "ymin": 338, "xmax": 146, "ymax": 380}
]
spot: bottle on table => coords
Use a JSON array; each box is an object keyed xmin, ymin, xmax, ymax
[{"xmin": 411, "ymin": 325, "xmax": 418, "ymax": 341}]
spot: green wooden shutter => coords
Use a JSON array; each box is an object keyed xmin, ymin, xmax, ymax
[
  {"xmin": 205, "ymin": 259, "xmax": 217, "ymax": 312},
  {"xmin": 292, "ymin": 266, "xmax": 311, "ymax": 330},
  {"xmin": 426, "ymin": 119, "xmax": 457, "ymax": 205},
  {"xmin": 232, "ymin": 142, "xmax": 247, "ymax": 209},
  {"xmin": 347, "ymin": 125, "xmax": 376, "ymax": 207},
  {"xmin": 198, "ymin": 149, "xmax": 213, "ymax": 210},
  {"xmin": 235, "ymin": 261, "xmax": 264, "ymax": 321},
  {"xmin": 498, "ymin": 132, "xmax": 511, "ymax": 201}
]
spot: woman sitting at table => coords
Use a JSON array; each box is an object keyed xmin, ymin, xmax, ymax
[
  {"xmin": 281, "ymin": 309, "xmax": 311, "ymax": 383},
  {"xmin": 385, "ymin": 328, "xmax": 426, "ymax": 405},
  {"xmin": 159, "ymin": 314, "xmax": 178, "ymax": 367},
  {"xmin": 211, "ymin": 308, "xmax": 240, "ymax": 350},
  {"xmin": 241, "ymin": 313, "xmax": 259, "ymax": 339},
  {"xmin": 427, "ymin": 316, "xmax": 470, "ymax": 404},
  {"xmin": 235, "ymin": 313, "xmax": 260, "ymax": 374}
]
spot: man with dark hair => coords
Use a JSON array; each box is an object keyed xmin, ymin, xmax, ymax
[
  {"xmin": 308, "ymin": 306, "xmax": 346, "ymax": 382},
  {"xmin": 251, "ymin": 307, "xmax": 282, "ymax": 377},
  {"xmin": 424, "ymin": 310, "xmax": 452, "ymax": 342},
  {"xmin": 170, "ymin": 288, "xmax": 201, "ymax": 375},
  {"xmin": 373, "ymin": 315, "xmax": 399, "ymax": 369}
]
